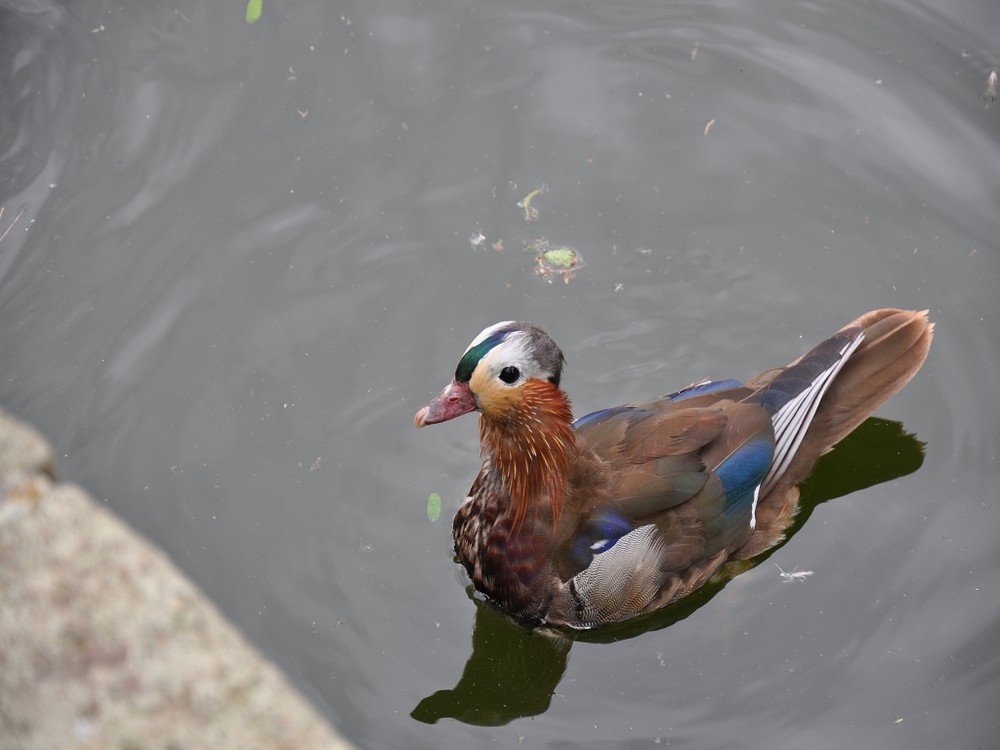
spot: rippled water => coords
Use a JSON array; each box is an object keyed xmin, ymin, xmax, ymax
[{"xmin": 2, "ymin": 1, "xmax": 998, "ymax": 747}]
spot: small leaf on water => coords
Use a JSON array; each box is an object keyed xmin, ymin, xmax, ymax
[
  {"xmin": 427, "ymin": 492, "xmax": 442, "ymax": 522},
  {"xmin": 246, "ymin": 0, "xmax": 262, "ymax": 24},
  {"xmin": 542, "ymin": 248, "xmax": 578, "ymax": 268}
]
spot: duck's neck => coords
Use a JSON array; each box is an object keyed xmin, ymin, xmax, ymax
[{"xmin": 479, "ymin": 380, "xmax": 577, "ymax": 530}]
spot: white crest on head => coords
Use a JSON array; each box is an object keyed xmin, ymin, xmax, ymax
[
  {"xmin": 460, "ymin": 321, "xmax": 562, "ymax": 388},
  {"xmin": 464, "ymin": 320, "xmax": 516, "ymax": 354},
  {"xmin": 470, "ymin": 323, "xmax": 558, "ymax": 384},
  {"xmin": 478, "ymin": 330, "xmax": 546, "ymax": 381}
]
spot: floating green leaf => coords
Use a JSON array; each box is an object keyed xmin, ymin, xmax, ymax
[
  {"xmin": 246, "ymin": 0, "xmax": 262, "ymax": 24},
  {"xmin": 427, "ymin": 492, "xmax": 442, "ymax": 522},
  {"xmin": 542, "ymin": 247, "xmax": 579, "ymax": 268},
  {"xmin": 524, "ymin": 238, "xmax": 584, "ymax": 284}
]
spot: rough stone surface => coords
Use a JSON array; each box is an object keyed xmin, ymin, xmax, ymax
[
  {"xmin": 0, "ymin": 409, "xmax": 54, "ymax": 482},
  {"xmin": 0, "ymin": 408, "xmax": 352, "ymax": 750}
]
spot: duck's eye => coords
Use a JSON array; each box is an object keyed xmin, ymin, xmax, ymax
[{"xmin": 499, "ymin": 366, "xmax": 520, "ymax": 384}]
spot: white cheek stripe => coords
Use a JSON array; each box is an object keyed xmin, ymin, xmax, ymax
[{"xmin": 480, "ymin": 332, "xmax": 538, "ymax": 379}]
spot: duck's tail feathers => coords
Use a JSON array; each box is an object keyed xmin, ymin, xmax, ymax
[
  {"xmin": 747, "ymin": 309, "xmax": 934, "ymax": 494},
  {"xmin": 746, "ymin": 327, "xmax": 866, "ymax": 496},
  {"xmin": 732, "ymin": 309, "xmax": 932, "ymax": 559}
]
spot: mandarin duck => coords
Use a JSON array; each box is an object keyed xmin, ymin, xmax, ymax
[{"xmin": 415, "ymin": 309, "xmax": 933, "ymax": 629}]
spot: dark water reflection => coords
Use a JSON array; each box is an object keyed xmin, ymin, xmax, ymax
[{"xmin": 2, "ymin": 0, "xmax": 999, "ymax": 748}]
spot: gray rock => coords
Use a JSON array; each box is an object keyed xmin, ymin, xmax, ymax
[{"xmin": 0, "ymin": 408, "xmax": 353, "ymax": 750}]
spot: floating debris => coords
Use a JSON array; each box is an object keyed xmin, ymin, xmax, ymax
[
  {"xmin": 987, "ymin": 69, "xmax": 998, "ymax": 101},
  {"xmin": 703, "ymin": 118, "xmax": 716, "ymax": 136},
  {"xmin": 517, "ymin": 186, "xmax": 546, "ymax": 222},
  {"xmin": 491, "ymin": 239, "xmax": 505, "ymax": 252},
  {"xmin": 775, "ymin": 562, "xmax": 814, "ymax": 583},
  {"xmin": 690, "ymin": 43, "xmax": 699, "ymax": 62},
  {"xmin": 427, "ymin": 492, "xmax": 442, "ymax": 522},
  {"xmin": 245, "ymin": 0, "xmax": 261, "ymax": 24},
  {"xmin": 469, "ymin": 231, "xmax": 486, "ymax": 250},
  {"xmin": 525, "ymin": 239, "xmax": 585, "ymax": 284},
  {"xmin": 0, "ymin": 206, "xmax": 27, "ymax": 244}
]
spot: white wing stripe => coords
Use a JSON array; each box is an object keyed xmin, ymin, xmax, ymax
[{"xmin": 762, "ymin": 332, "xmax": 865, "ymax": 495}]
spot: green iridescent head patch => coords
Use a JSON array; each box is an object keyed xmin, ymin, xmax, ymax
[{"xmin": 455, "ymin": 330, "xmax": 509, "ymax": 383}]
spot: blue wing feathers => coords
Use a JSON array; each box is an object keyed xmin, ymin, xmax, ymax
[
  {"xmin": 715, "ymin": 433, "xmax": 773, "ymax": 516},
  {"xmin": 570, "ymin": 508, "xmax": 635, "ymax": 567},
  {"xmin": 573, "ymin": 405, "xmax": 633, "ymax": 430},
  {"xmin": 574, "ymin": 379, "xmax": 747, "ymax": 430},
  {"xmin": 570, "ymin": 329, "xmax": 863, "ymax": 569},
  {"xmin": 667, "ymin": 379, "xmax": 744, "ymax": 402}
]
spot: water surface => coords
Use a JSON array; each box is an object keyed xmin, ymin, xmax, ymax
[{"xmin": 2, "ymin": 0, "xmax": 998, "ymax": 747}]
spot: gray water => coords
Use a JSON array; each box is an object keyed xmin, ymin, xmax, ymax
[{"xmin": 2, "ymin": 0, "xmax": 998, "ymax": 747}]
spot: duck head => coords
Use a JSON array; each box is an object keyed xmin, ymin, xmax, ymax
[
  {"xmin": 414, "ymin": 321, "xmax": 566, "ymax": 427},
  {"xmin": 414, "ymin": 321, "xmax": 574, "ymax": 529}
]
